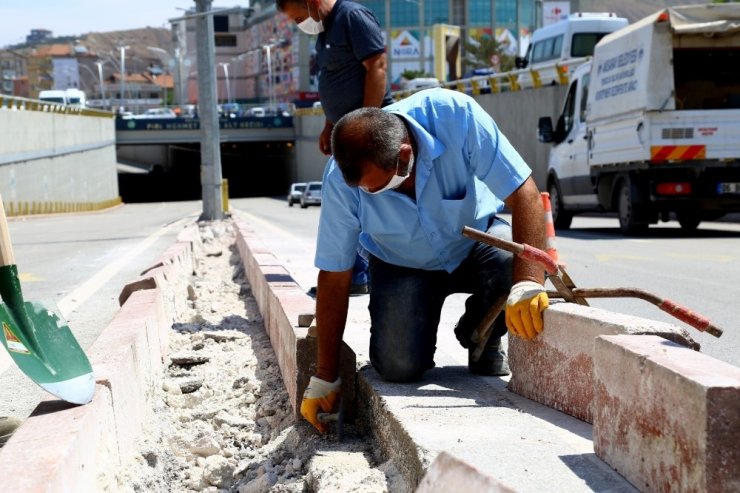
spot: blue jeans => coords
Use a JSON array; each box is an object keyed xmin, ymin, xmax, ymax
[{"xmin": 367, "ymin": 217, "xmax": 513, "ymax": 382}]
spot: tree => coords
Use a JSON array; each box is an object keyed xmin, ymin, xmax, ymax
[
  {"xmin": 401, "ymin": 69, "xmax": 433, "ymax": 81},
  {"xmin": 463, "ymin": 33, "xmax": 515, "ymax": 73}
]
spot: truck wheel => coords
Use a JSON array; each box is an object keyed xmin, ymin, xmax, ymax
[
  {"xmin": 676, "ymin": 212, "xmax": 701, "ymax": 231},
  {"xmin": 548, "ymin": 180, "xmax": 573, "ymax": 230},
  {"xmin": 617, "ymin": 180, "xmax": 648, "ymax": 234}
]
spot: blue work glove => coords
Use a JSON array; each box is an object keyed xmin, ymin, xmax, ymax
[
  {"xmin": 300, "ymin": 376, "xmax": 341, "ymax": 433},
  {"xmin": 505, "ymin": 281, "xmax": 549, "ymax": 340}
]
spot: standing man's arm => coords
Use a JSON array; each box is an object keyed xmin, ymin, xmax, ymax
[{"xmin": 362, "ymin": 52, "xmax": 389, "ymax": 107}]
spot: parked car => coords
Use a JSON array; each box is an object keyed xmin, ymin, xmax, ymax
[
  {"xmin": 300, "ymin": 181, "xmax": 322, "ymax": 208},
  {"xmin": 287, "ymin": 182, "xmax": 306, "ymax": 207},
  {"xmin": 134, "ymin": 108, "xmax": 178, "ymax": 119}
]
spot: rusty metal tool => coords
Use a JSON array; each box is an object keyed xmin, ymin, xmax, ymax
[{"xmin": 461, "ymin": 226, "xmax": 724, "ymax": 345}]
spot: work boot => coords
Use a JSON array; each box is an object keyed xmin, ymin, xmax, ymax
[
  {"xmin": 468, "ymin": 337, "xmax": 510, "ymax": 376},
  {"xmin": 0, "ymin": 416, "xmax": 22, "ymax": 447}
]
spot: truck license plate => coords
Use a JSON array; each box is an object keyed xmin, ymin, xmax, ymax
[{"xmin": 717, "ymin": 182, "xmax": 740, "ymax": 194}]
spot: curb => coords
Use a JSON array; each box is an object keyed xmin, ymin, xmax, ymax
[{"xmin": 0, "ymin": 225, "xmax": 196, "ymax": 491}]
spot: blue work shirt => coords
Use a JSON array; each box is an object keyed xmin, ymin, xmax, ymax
[
  {"xmin": 316, "ymin": 0, "xmax": 393, "ymax": 124},
  {"xmin": 315, "ymin": 88, "xmax": 532, "ymax": 273}
]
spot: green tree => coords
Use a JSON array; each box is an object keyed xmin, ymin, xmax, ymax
[
  {"xmin": 401, "ymin": 69, "xmax": 433, "ymax": 81},
  {"xmin": 463, "ymin": 34, "xmax": 515, "ymax": 73}
]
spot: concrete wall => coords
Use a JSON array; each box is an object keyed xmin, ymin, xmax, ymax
[
  {"xmin": 0, "ymin": 107, "xmax": 119, "ymax": 213},
  {"xmin": 292, "ymin": 87, "xmax": 568, "ymax": 190}
]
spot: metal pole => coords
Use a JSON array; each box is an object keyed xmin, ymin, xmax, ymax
[
  {"xmin": 265, "ymin": 45, "xmax": 273, "ymax": 107},
  {"xmin": 95, "ymin": 62, "xmax": 106, "ymax": 108},
  {"xmin": 119, "ymin": 46, "xmax": 127, "ymax": 110},
  {"xmin": 195, "ymin": 0, "xmax": 223, "ymax": 220}
]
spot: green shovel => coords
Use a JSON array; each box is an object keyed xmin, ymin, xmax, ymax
[{"xmin": 0, "ymin": 197, "xmax": 94, "ymax": 405}]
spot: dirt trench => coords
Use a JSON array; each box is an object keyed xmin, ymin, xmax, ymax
[{"xmin": 115, "ymin": 220, "xmax": 410, "ymax": 493}]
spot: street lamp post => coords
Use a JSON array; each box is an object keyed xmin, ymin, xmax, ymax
[
  {"xmin": 119, "ymin": 45, "xmax": 129, "ymax": 110},
  {"xmin": 218, "ymin": 62, "xmax": 231, "ymax": 104},
  {"xmin": 95, "ymin": 61, "xmax": 107, "ymax": 108},
  {"xmin": 263, "ymin": 45, "xmax": 273, "ymax": 108}
]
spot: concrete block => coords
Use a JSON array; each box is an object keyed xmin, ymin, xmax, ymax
[
  {"xmin": 593, "ymin": 335, "xmax": 740, "ymax": 493},
  {"xmin": 416, "ymin": 451, "xmax": 516, "ymax": 493},
  {"xmin": 508, "ymin": 302, "xmax": 698, "ymax": 423},
  {"xmin": 88, "ymin": 290, "xmax": 161, "ymax": 459},
  {"xmin": 0, "ymin": 385, "xmax": 118, "ymax": 492}
]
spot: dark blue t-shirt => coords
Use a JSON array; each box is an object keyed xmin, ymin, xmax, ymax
[{"xmin": 316, "ymin": 0, "xmax": 393, "ymax": 124}]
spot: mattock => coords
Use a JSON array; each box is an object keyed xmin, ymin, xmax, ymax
[{"xmin": 462, "ymin": 226, "xmax": 723, "ymax": 362}]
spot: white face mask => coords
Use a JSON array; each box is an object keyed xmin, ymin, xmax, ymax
[
  {"xmin": 297, "ymin": 2, "xmax": 324, "ymax": 34},
  {"xmin": 361, "ymin": 153, "xmax": 414, "ymax": 195}
]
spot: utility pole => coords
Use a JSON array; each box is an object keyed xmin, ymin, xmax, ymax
[
  {"xmin": 169, "ymin": 3, "xmax": 251, "ymax": 220},
  {"xmin": 194, "ymin": 0, "xmax": 223, "ymax": 220}
]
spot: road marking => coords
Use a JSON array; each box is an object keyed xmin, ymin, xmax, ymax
[
  {"xmin": 57, "ymin": 216, "xmax": 194, "ymax": 318},
  {"xmin": 595, "ymin": 254, "xmax": 651, "ymax": 262},
  {"xmin": 2, "ymin": 216, "xmax": 196, "ymax": 376},
  {"xmin": 19, "ymin": 272, "xmax": 42, "ymax": 282}
]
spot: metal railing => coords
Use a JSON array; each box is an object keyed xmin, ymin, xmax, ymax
[{"xmin": 391, "ymin": 57, "xmax": 591, "ymax": 100}]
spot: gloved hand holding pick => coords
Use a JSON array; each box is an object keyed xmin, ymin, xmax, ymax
[
  {"xmin": 300, "ymin": 375, "xmax": 341, "ymax": 433},
  {"xmin": 505, "ymin": 281, "xmax": 549, "ymax": 340}
]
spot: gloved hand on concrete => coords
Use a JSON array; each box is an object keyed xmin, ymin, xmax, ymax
[
  {"xmin": 505, "ymin": 281, "xmax": 549, "ymax": 340},
  {"xmin": 300, "ymin": 375, "xmax": 341, "ymax": 433}
]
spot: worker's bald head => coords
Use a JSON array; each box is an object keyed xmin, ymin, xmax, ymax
[{"xmin": 331, "ymin": 108, "xmax": 407, "ymax": 185}]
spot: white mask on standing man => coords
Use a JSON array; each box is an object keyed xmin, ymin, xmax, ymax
[{"xmin": 297, "ymin": 0, "xmax": 324, "ymax": 34}]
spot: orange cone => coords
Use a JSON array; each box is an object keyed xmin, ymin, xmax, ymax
[{"xmin": 540, "ymin": 192, "xmax": 562, "ymax": 265}]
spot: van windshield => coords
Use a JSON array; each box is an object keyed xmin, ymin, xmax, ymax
[
  {"xmin": 571, "ymin": 32, "xmax": 610, "ymax": 58},
  {"xmin": 68, "ymin": 98, "xmax": 81, "ymax": 104}
]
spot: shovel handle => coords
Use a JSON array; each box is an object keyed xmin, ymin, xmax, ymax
[
  {"xmin": 462, "ymin": 226, "xmax": 559, "ymax": 275},
  {"xmin": 0, "ymin": 195, "xmax": 15, "ymax": 267}
]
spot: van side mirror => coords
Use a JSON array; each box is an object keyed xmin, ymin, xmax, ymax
[
  {"xmin": 537, "ymin": 117, "xmax": 555, "ymax": 143},
  {"xmin": 515, "ymin": 56, "xmax": 528, "ymax": 69}
]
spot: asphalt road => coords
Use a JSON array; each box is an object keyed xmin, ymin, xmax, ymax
[{"xmin": 231, "ymin": 197, "xmax": 740, "ymax": 369}]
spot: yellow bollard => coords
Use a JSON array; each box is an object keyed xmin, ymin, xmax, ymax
[{"xmin": 222, "ymin": 179, "xmax": 230, "ymax": 213}]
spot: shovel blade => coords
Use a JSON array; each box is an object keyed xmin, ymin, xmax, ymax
[{"xmin": 0, "ymin": 301, "xmax": 95, "ymax": 405}]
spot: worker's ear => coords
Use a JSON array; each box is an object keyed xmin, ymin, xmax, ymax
[{"xmin": 399, "ymin": 143, "xmax": 413, "ymax": 164}]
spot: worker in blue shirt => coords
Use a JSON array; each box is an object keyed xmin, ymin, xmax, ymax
[
  {"xmin": 300, "ymin": 88, "xmax": 550, "ymax": 433},
  {"xmin": 277, "ymin": 0, "xmax": 393, "ymax": 295}
]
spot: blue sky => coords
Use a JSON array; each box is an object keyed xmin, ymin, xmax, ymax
[{"xmin": 0, "ymin": 0, "xmax": 241, "ymax": 47}]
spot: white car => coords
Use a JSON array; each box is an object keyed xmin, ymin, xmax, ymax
[
  {"xmin": 300, "ymin": 181, "xmax": 322, "ymax": 208},
  {"xmin": 134, "ymin": 108, "xmax": 177, "ymax": 119},
  {"xmin": 287, "ymin": 182, "xmax": 306, "ymax": 207}
]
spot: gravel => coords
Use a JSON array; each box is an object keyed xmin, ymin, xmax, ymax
[{"xmin": 115, "ymin": 220, "xmax": 409, "ymax": 493}]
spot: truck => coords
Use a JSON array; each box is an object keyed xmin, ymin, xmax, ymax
[{"xmin": 538, "ymin": 4, "xmax": 740, "ymax": 233}]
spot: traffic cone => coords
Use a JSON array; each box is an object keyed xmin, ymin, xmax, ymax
[{"xmin": 540, "ymin": 191, "xmax": 562, "ymax": 265}]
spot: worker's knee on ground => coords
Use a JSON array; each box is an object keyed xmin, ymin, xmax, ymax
[{"xmin": 371, "ymin": 355, "xmax": 428, "ymax": 383}]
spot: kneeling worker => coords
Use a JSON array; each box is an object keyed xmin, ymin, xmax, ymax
[{"xmin": 301, "ymin": 88, "xmax": 549, "ymax": 433}]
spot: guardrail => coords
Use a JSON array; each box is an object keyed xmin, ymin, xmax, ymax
[
  {"xmin": 0, "ymin": 95, "xmax": 114, "ymax": 119},
  {"xmin": 391, "ymin": 57, "xmax": 591, "ymax": 100}
]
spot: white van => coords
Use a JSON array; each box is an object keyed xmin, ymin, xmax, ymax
[
  {"xmin": 516, "ymin": 12, "xmax": 628, "ymax": 87},
  {"xmin": 65, "ymin": 89, "xmax": 87, "ymax": 108},
  {"xmin": 38, "ymin": 90, "xmax": 68, "ymax": 105}
]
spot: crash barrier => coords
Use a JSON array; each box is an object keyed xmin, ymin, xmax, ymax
[
  {"xmin": 2, "ymin": 196, "xmax": 122, "ymax": 217},
  {"xmin": 391, "ymin": 57, "xmax": 591, "ymax": 101},
  {"xmin": 0, "ymin": 225, "xmax": 196, "ymax": 491},
  {"xmin": 0, "ymin": 95, "xmax": 114, "ymax": 118}
]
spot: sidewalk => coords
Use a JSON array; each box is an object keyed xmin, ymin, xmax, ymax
[{"xmin": 233, "ymin": 210, "xmax": 637, "ymax": 492}]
